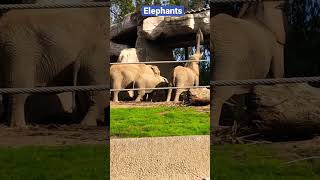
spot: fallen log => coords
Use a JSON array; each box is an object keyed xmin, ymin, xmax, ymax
[{"xmin": 250, "ymin": 83, "xmax": 320, "ymax": 137}]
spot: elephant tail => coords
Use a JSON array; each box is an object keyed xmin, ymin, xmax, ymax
[
  {"xmin": 172, "ymin": 71, "xmax": 176, "ymax": 87},
  {"xmin": 72, "ymin": 60, "xmax": 81, "ymax": 114}
]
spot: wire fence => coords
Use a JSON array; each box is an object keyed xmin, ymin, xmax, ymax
[
  {"xmin": 0, "ymin": 76, "xmax": 319, "ymax": 95},
  {"xmin": 111, "ymin": 86, "xmax": 210, "ymax": 92},
  {"xmin": 210, "ymin": 77, "xmax": 320, "ymax": 87},
  {"xmin": 110, "ymin": 60, "xmax": 208, "ymax": 65}
]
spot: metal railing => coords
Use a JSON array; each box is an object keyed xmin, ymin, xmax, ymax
[
  {"xmin": 111, "ymin": 86, "xmax": 210, "ymax": 92},
  {"xmin": 0, "ymin": 76, "xmax": 319, "ymax": 95},
  {"xmin": 110, "ymin": 60, "xmax": 208, "ymax": 65}
]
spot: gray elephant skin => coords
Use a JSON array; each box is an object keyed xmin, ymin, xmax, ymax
[
  {"xmin": 211, "ymin": 1, "xmax": 286, "ymax": 127},
  {"xmin": 0, "ymin": 7, "xmax": 109, "ymax": 127}
]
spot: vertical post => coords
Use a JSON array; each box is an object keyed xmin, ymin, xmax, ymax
[{"xmin": 184, "ymin": 47, "xmax": 189, "ymax": 60}]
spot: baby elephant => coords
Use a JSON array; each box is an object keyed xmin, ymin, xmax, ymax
[{"xmin": 111, "ymin": 64, "xmax": 168, "ymax": 102}]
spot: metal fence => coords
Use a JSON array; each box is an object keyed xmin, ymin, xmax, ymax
[{"xmin": 110, "ymin": 60, "xmax": 208, "ymax": 65}]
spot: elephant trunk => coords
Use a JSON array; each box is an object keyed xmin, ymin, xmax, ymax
[{"xmin": 195, "ymin": 28, "xmax": 203, "ymax": 60}]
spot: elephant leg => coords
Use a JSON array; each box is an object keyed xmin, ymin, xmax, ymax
[
  {"xmin": 211, "ymin": 87, "xmax": 233, "ymax": 128},
  {"xmin": 8, "ymin": 94, "xmax": 28, "ymax": 127},
  {"xmin": 95, "ymin": 91, "xmax": 107, "ymax": 125},
  {"xmin": 211, "ymin": 98, "xmax": 224, "ymax": 128},
  {"xmin": 80, "ymin": 65, "xmax": 107, "ymax": 126},
  {"xmin": 166, "ymin": 83, "xmax": 173, "ymax": 102},
  {"xmin": 195, "ymin": 77, "xmax": 199, "ymax": 86},
  {"xmin": 135, "ymin": 90, "xmax": 145, "ymax": 102},
  {"xmin": 111, "ymin": 76, "xmax": 122, "ymax": 103},
  {"xmin": 8, "ymin": 60, "xmax": 35, "ymax": 127},
  {"xmin": 113, "ymin": 91, "xmax": 119, "ymax": 103},
  {"xmin": 271, "ymin": 43, "xmax": 284, "ymax": 78},
  {"xmin": 174, "ymin": 88, "xmax": 182, "ymax": 102},
  {"xmin": 81, "ymin": 91, "xmax": 105, "ymax": 126},
  {"xmin": 128, "ymin": 81, "xmax": 135, "ymax": 98},
  {"xmin": 211, "ymin": 86, "xmax": 249, "ymax": 128},
  {"xmin": 7, "ymin": 44, "xmax": 37, "ymax": 127}
]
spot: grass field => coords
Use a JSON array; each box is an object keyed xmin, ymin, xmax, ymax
[
  {"xmin": 0, "ymin": 145, "xmax": 109, "ymax": 180},
  {"xmin": 110, "ymin": 106, "xmax": 210, "ymax": 137},
  {"xmin": 212, "ymin": 144, "xmax": 320, "ymax": 180}
]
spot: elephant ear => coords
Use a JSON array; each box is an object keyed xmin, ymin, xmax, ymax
[
  {"xmin": 262, "ymin": 1, "xmax": 286, "ymax": 44},
  {"xmin": 150, "ymin": 65, "xmax": 160, "ymax": 76}
]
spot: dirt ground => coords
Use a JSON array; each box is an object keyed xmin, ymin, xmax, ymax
[
  {"xmin": 111, "ymin": 101, "xmax": 210, "ymax": 112},
  {"xmin": 0, "ymin": 124, "xmax": 108, "ymax": 147}
]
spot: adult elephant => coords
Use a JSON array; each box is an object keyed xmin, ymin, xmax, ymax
[
  {"xmin": 210, "ymin": 1, "xmax": 286, "ymax": 127},
  {"xmin": 0, "ymin": 3, "xmax": 109, "ymax": 127}
]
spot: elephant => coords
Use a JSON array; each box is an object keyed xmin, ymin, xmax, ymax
[
  {"xmin": 0, "ymin": 4, "xmax": 109, "ymax": 127},
  {"xmin": 117, "ymin": 48, "xmax": 140, "ymax": 98},
  {"xmin": 110, "ymin": 64, "xmax": 167, "ymax": 102},
  {"xmin": 166, "ymin": 29, "xmax": 204, "ymax": 102},
  {"xmin": 117, "ymin": 48, "xmax": 139, "ymax": 63},
  {"xmin": 210, "ymin": 1, "xmax": 286, "ymax": 127}
]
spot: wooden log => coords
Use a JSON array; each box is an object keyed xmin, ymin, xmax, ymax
[{"xmin": 250, "ymin": 83, "xmax": 320, "ymax": 137}]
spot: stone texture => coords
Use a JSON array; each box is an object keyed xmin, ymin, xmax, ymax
[
  {"xmin": 141, "ymin": 10, "xmax": 210, "ymax": 40},
  {"xmin": 186, "ymin": 88, "xmax": 210, "ymax": 106},
  {"xmin": 110, "ymin": 42, "xmax": 130, "ymax": 58},
  {"xmin": 111, "ymin": 12, "xmax": 144, "ymax": 40},
  {"xmin": 135, "ymin": 26, "xmax": 176, "ymax": 80}
]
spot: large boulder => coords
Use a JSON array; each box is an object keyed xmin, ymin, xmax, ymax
[
  {"xmin": 186, "ymin": 88, "xmax": 210, "ymax": 106},
  {"xmin": 141, "ymin": 10, "xmax": 210, "ymax": 41},
  {"xmin": 111, "ymin": 12, "xmax": 145, "ymax": 46},
  {"xmin": 111, "ymin": 10, "xmax": 210, "ymax": 48}
]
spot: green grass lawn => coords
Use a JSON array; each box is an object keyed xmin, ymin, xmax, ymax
[
  {"xmin": 0, "ymin": 145, "xmax": 109, "ymax": 180},
  {"xmin": 110, "ymin": 106, "xmax": 210, "ymax": 138},
  {"xmin": 212, "ymin": 144, "xmax": 320, "ymax": 180}
]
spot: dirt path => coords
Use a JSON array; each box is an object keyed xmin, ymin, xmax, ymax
[
  {"xmin": 111, "ymin": 101, "xmax": 187, "ymax": 108},
  {"xmin": 110, "ymin": 135, "xmax": 210, "ymax": 180},
  {"xmin": 0, "ymin": 125, "xmax": 108, "ymax": 147},
  {"xmin": 111, "ymin": 101, "xmax": 210, "ymax": 112}
]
